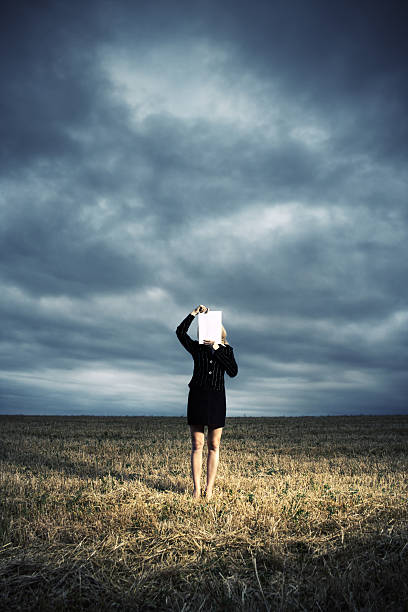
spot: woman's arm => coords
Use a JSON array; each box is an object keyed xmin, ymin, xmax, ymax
[
  {"xmin": 175, "ymin": 313, "xmax": 197, "ymax": 355},
  {"xmin": 213, "ymin": 345, "xmax": 238, "ymax": 378},
  {"xmin": 175, "ymin": 305, "xmax": 208, "ymax": 355}
]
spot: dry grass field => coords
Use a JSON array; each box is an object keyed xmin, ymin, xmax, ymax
[{"xmin": 0, "ymin": 414, "xmax": 407, "ymax": 611}]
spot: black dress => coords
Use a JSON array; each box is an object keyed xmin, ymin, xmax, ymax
[
  {"xmin": 176, "ymin": 313, "xmax": 238, "ymax": 428},
  {"xmin": 187, "ymin": 346, "xmax": 227, "ymax": 428}
]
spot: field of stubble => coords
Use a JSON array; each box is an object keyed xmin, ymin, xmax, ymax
[{"xmin": 0, "ymin": 414, "xmax": 407, "ymax": 611}]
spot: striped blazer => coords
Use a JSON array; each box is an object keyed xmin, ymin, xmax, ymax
[{"xmin": 176, "ymin": 313, "xmax": 238, "ymax": 391}]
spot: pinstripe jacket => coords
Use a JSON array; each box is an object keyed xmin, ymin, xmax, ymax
[{"xmin": 176, "ymin": 313, "xmax": 238, "ymax": 391}]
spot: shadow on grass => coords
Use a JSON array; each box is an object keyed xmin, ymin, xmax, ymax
[
  {"xmin": 1, "ymin": 526, "xmax": 407, "ymax": 611},
  {"xmin": 0, "ymin": 555, "xmax": 137, "ymax": 612},
  {"xmin": 1, "ymin": 444, "xmax": 189, "ymax": 495},
  {"xmin": 138, "ymin": 475, "xmax": 187, "ymax": 495}
]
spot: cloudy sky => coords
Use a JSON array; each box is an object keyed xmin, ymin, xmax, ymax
[{"xmin": 1, "ymin": 0, "xmax": 407, "ymax": 417}]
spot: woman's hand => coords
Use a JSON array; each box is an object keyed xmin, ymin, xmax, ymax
[
  {"xmin": 204, "ymin": 339, "xmax": 220, "ymax": 350},
  {"xmin": 191, "ymin": 305, "xmax": 209, "ymax": 316}
]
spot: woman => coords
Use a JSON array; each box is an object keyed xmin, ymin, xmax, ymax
[{"xmin": 176, "ymin": 304, "xmax": 238, "ymax": 499}]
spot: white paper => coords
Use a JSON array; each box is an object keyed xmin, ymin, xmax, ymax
[{"xmin": 198, "ymin": 311, "xmax": 222, "ymax": 344}]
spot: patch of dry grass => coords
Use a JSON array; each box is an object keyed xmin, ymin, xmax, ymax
[{"xmin": 0, "ymin": 414, "xmax": 407, "ymax": 610}]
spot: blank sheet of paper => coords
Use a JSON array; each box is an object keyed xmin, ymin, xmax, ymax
[{"xmin": 198, "ymin": 311, "xmax": 222, "ymax": 344}]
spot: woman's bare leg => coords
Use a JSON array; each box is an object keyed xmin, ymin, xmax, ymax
[
  {"xmin": 190, "ymin": 424, "xmax": 205, "ymax": 498},
  {"xmin": 205, "ymin": 426, "xmax": 223, "ymax": 499}
]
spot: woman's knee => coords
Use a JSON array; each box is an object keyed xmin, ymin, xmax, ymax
[
  {"xmin": 190, "ymin": 425, "xmax": 204, "ymax": 451},
  {"xmin": 207, "ymin": 435, "xmax": 221, "ymax": 452},
  {"xmin": 207, "ymin": 426, "xmax": 222, "ymax": 451},
  {"xmin": 192, "ymin": 439, "xmax": 204, "ymax": 451},
  {"xmin": 191, "ymin": 433, "xmax": 205, "ymax": 451},
  {"xmin": 207, "ymin": 441, "xmax": 220, "ymax": 452}
]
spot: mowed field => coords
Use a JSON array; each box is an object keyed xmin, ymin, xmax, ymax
[{"xmin": 0, "ymin": 415, "xmax": 407, "ymax": 611}]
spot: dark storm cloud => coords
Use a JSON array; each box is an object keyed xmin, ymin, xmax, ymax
[
  {"xmin": 0, "ymin": 196, "xmax": 151, "ymax": 296},
  {"xmin": 209, "ymin": 0, "xmax": 408, "ymax": 163},
  {"xmin": 0, "ymin": 0, "xmax": 407, "ymax": 415}
]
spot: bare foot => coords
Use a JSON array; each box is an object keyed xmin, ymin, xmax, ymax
[
  {"xmin": 192, "ymin": 488, "xmax": 201, "ymax": 499},
  {"xmin": 203, "ymin": 487, "xmax": 213, "ymax": 500}
]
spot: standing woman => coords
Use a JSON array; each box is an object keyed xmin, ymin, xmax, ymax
[{"xmin": 176, "ymin": 304, "xmax": 238, "ymax": 499}]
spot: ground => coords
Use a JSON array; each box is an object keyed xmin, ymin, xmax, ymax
[{"xmin": 0, "ymin": 414, "xmax": 407, "ymax": 610}]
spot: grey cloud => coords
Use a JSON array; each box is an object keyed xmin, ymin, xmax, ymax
[
  {"xmin": 0, "ymin": 196, "xmax": 150, "ymax": 297},
  {"xmin": 1, "ymin": 0, "xmax": 407, "ymax": 416}
]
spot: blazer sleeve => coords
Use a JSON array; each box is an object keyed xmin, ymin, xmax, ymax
[
  {"xmin": 213, "ymin": 344, "xmax": 238, "ymax": 378},
  {"xmin": 175, "ymin": 313, "xmax": 198, "ymax": 356}
]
